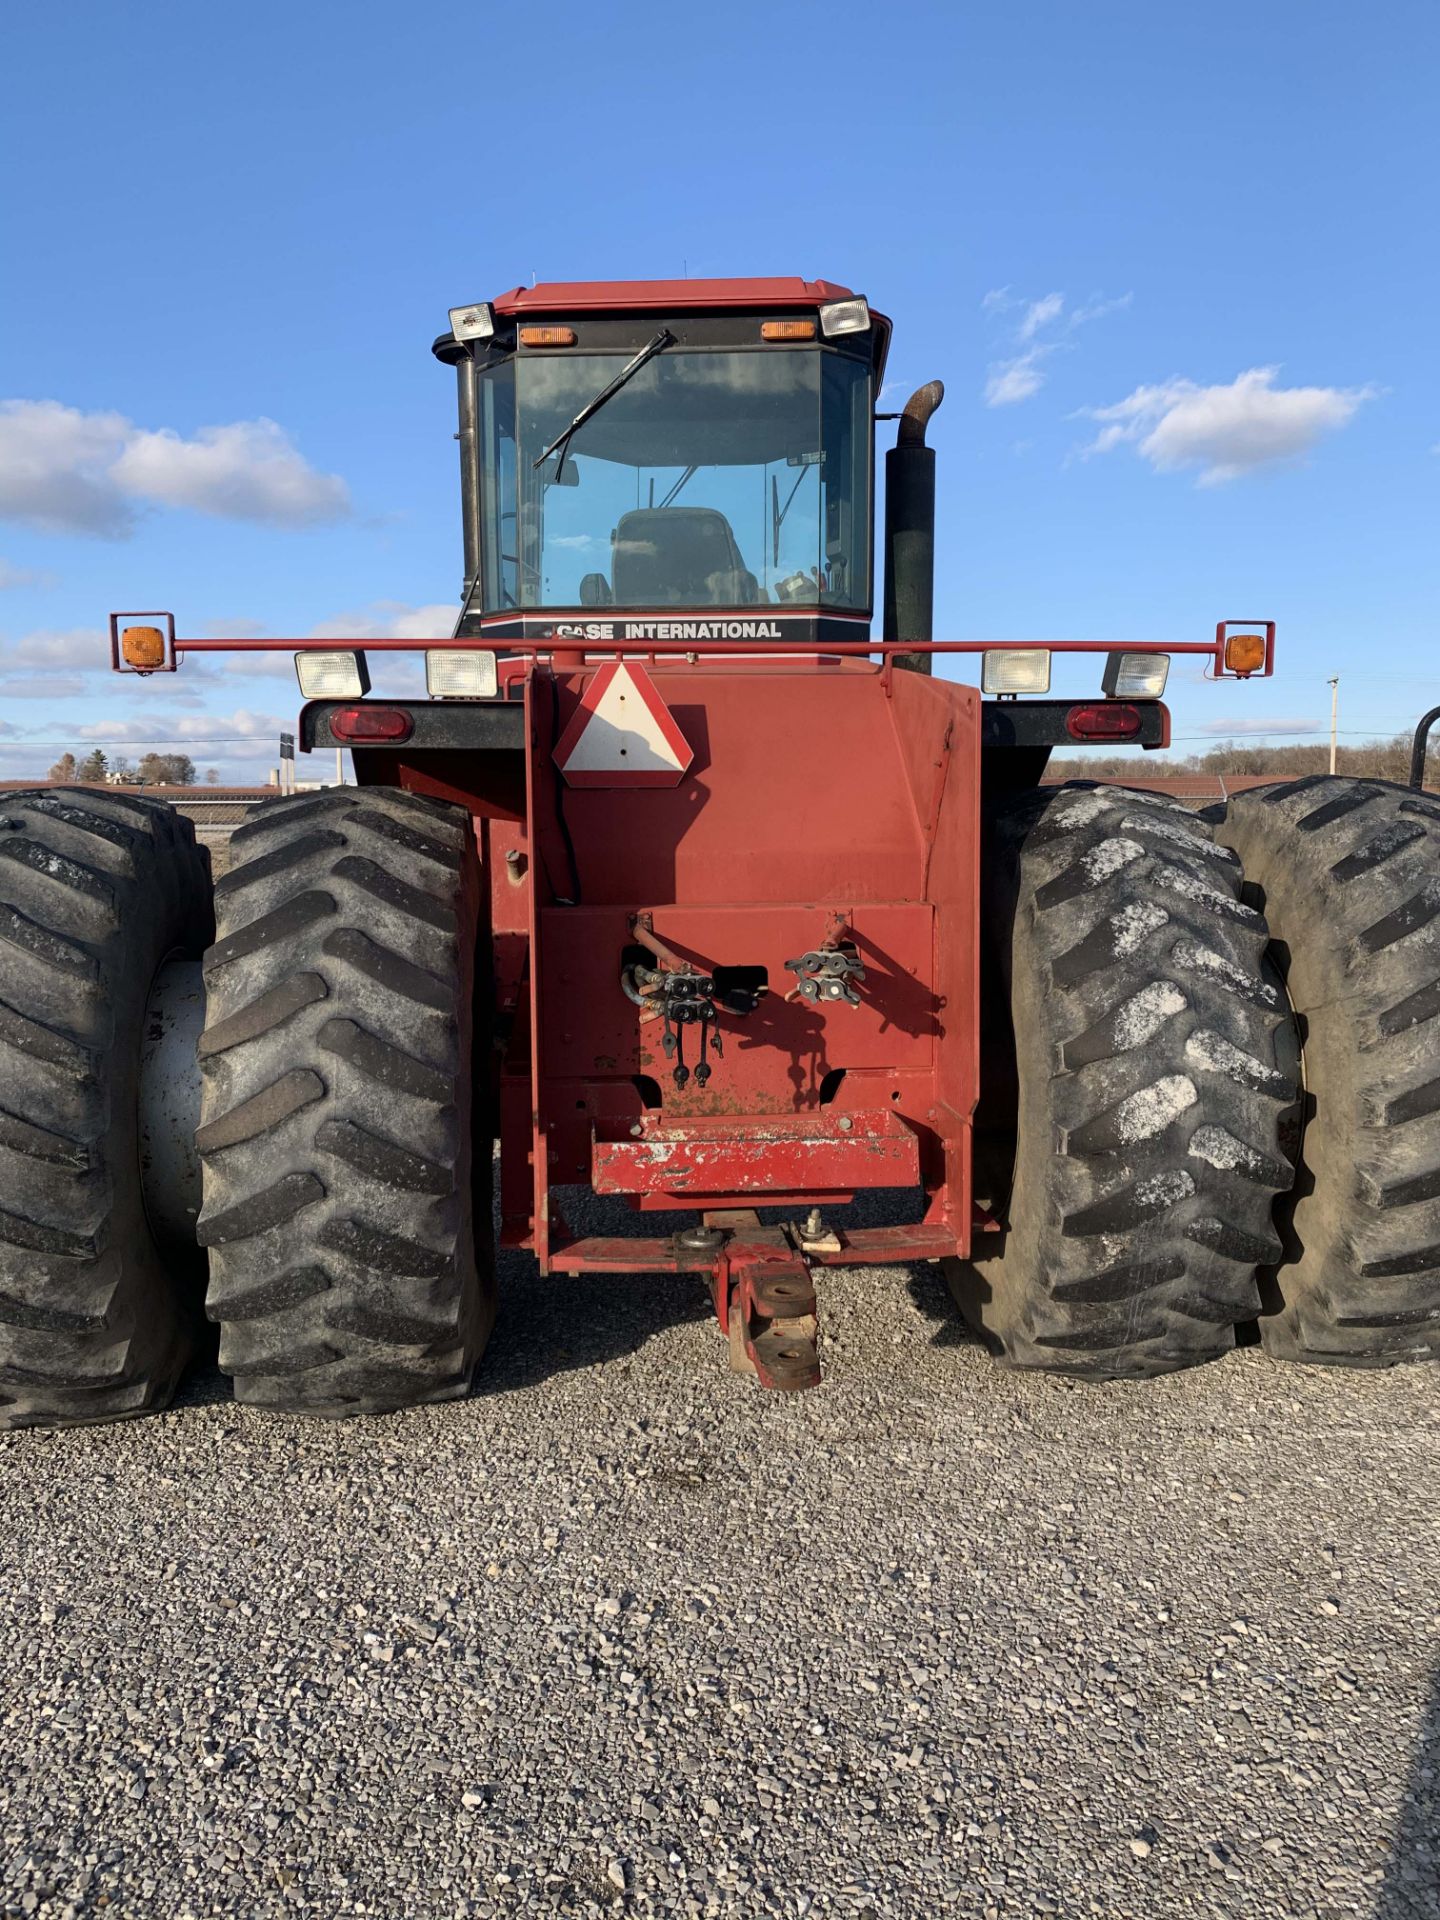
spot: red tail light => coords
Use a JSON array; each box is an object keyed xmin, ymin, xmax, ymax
[
  {"xmin": 1066, "ymin": 702, "xmax": 1142, "ymax": 741},
  {"xmin": 330, "ymin": 704, "xmax": 413, "ymax": 743}
]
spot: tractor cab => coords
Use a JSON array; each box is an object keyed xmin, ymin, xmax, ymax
[{"xmin": 434, "ymin": 279, "xmax": 890, "ymax": 644}]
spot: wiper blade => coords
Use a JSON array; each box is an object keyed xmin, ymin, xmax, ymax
[{"xmin": 532, "ymin": 328, "xmax": 674, "ymax": 477}]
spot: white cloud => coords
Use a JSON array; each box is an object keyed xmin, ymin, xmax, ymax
[
  {"xmin": 0, "ymin": 675, "xmax": 87, "ymax": 700},
  {"xmin": 982, "ymin": 286, "xmax": 1129, "ymax": 408},
  {"xmin": 0, "ymin": 559, "xmax": 54, "ymax": 590},
  {"xmin": 112, "ymin": 420, "xmax": 349, "ymax": 527},
  {"xmin": 5, "ymin": 625, "xmax": 106, "ymax": 668},
  {"xmin": 0, "ymin": 403, "xmax": 134, "ymax": 535},
  {"xmin": 1018, "ymin": 293, "xmax": 1064, "ymax": 341},
  {"xmin": 1078, "ymin": 367, "xmax": 1376, "ymax": 484},
  {"xmin": 985, "ymin": 350, "xmax": 1052, "ymax": 407},
  {"xmin": 0, "ymin": 400, "xmax": 350, "ymax": 537},
  {"xmin": 74, "ymin": 706, "xmax": 286, "ymax": 744},
  {"xmin": 306, "ymin": 600, "xmax": 456, "ymax": 640},
  {"xmin": 1189, "ymin": 716, "xmax": 1321, "ymax": 736},
  {"xmin": 1071, "ymin": 292, "xmax": 1133, "ymax": 326}
]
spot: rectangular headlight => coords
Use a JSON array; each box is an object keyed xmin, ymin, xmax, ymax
[
  {"xmin": 819, "ymin": 297, "xmax": 871, "ymax": 338},
  {"xmin": 982, "ymin": 648, "xmax": 1052, "ymax": 694},
  {"xmin": 295, "ymin": 650, "xmax": 370, "ymax": 699},
  {"xmin": 426, "ymin": 649, "xmax": 498, "ymax": 699},
  {"xmin": 448, "ymin": 302, "xmax": 495, "ymax": 343},
  {"xmin": 1102, "ymin": 651, "xmax": 1170, "ymax": 699}
]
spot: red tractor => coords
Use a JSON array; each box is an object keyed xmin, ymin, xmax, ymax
[{"xmin": 3, "ymin": 277, "xmax": 1435, "ymax": 1427}]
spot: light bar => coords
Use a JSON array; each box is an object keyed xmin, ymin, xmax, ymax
[
  {"xmin": 448, "ymin": 303, "xmax": 494, "ymax": 343},
  {"xmin": 1102, "ymin": 651, "xmax": 1170, "ymax": 699},
  {"xmin": 982, "ymin": 648, "xmax": 1051, "ymax": 695},
  {"xmin": 819, "ymin": 298, "xmax": 871, "ymax": 338},
  {"xmin": 426, "ymin": 649, "xmax": 498, "ymax": 699},
  {"xmin": 294, "ymin": 650, "xmax": 371, "ymax": 699}
]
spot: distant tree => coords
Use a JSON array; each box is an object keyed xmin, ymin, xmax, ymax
[
  {"xmin": 135, "ymin": 751, "xmax": 197, "ymax": 787},
  {"xmin": 47, "ymin": 752, "xmax": 78, "ymax": 783},
  {"xmin": 204, "ymin": 766, "xmax": 221, "ymax": 785},
  {"xmin": 109, "ymin": 755, "xmax": 140, "ymax": 785},
  {"xmin": 1048, "ymin": 732, "xmax": 1429, "ymax": 787},
  {"xmin": 76, "ymin": 749, "xmax": 108, "ymax": 782}
]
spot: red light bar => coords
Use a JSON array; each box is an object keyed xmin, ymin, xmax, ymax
[
  {"xmin": 1066, "ymin": 702, "xmax": 1142, "ymax": 741},
  {"xmin": 329, "ymin": 704, "xmax": 413, "ymax": 743}
]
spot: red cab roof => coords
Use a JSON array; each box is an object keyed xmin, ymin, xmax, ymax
[{"xmin": 491, "ymin": 277, "xmax": 858, "ymax": 316}]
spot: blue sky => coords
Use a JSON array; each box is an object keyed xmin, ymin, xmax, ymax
[{"xmin": 2, "ymin": 0, "xmax": 1436, "ymax": 781}]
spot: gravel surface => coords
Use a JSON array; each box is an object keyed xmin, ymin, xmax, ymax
[{"xmin": 2, "ymin": 1198, "xmax": 1437, "ymax": 1920}]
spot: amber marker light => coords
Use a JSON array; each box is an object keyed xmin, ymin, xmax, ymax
[
  {"xmin": 1224, "ymin": 631, "xmax": 1268, "ymax": 676},
  {"xmin": 121, "ymin": 625, "xmax": 167, "ymax": 669},
  {"xmin": 760, "ymin": 320, "xmax": 817, "ymax": 341},
  {"xmin": 519, "ymin": 326, "xmax": 577, "ymax": 347}
]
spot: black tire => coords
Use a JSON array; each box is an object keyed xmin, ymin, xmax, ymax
[
  {"xmin": 1215, "ymin": 776, "xmax": 1440, "ymax": 1365},
  {"xmin": 945, "ymin": 782, "xmax": 1296, "ymax": 1377},
  {"xmin": 197, "ymin": 786, "xmax": 492, "ymax": 1415},
  {"xmin": 0, "ymin": 788, "xmax": 213, "ymax": 1429}
]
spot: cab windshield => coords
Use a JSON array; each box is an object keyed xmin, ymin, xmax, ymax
[{"xmin": 474, "ymin": 347, "xmax": 872, "ymax": 613}]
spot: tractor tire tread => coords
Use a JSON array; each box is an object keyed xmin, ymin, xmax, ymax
[
  {"xmin": 1215, "ymin": 775, "xmax": 1440, "ymax": 1364},
  {"xmin": 197, "ymin": 785, "xmax": 488, "ymax": 1415},
  {"xmin": 948, "ymin": 781, "xmax": 1294, "ymax": 1379},
  {"xmin": 0, "ymin": 788, "xmax": 212, "ymax": 1429}
]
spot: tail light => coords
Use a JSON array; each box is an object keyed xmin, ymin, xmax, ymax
[
  {"xmin": 330, "ymin": 705, "xmax": 413, "ymax": 743},
  {"xmin": 1066, "ymin": 702, "xmax": 1142, "ymax": 741}
]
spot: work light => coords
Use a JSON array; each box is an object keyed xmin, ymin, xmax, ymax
[
  {"xmin": 1101, "ymin": 652, "xmax": 1170, "ymax": 699},
  {"xmin": 294, "ymin": 651, "xmax": 371, "ymax": 699},
  {"xmin": 819, "ymin": 298, "xmax": 871, "ymax": 338},
  {"xmin": 448, "ymin": 303, "xmax": 495, "ymax": 343},
  {"xmin": 426, "ymin": 649, "xmax": 499, "ymax": 699},
  {"xmin": 981, "ymin": 649, "xmax": 1052, "ymax": 695}
]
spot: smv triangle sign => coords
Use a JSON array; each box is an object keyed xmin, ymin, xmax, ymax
[{"xmin": 552, "ymin": 662, "xmax": 694, "ymax": 788}]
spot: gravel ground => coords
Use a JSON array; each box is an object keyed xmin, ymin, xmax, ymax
[{"xmin": 1, "ymin": 1197, "xmax": 1437, "ymax": 1920}]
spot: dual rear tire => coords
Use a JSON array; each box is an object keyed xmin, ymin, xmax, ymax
[
  {"xmin": 0, "ymin": 783, "xmax": 493, "ymax": 1428},
  {"xmin": 953, "ymin": 777, "xmax": 1440, "ymax": 1376}
]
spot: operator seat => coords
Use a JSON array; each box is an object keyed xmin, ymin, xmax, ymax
[{"xmin": 611, "ymin": 507, "xmax": 761, "ymax": 606}]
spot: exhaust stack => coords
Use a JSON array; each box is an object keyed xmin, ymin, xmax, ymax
[{"xmin": 883, "ymin": 380, "xmax": 944, "ymax": 675}]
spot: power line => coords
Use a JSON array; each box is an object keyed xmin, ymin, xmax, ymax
[{"xmin": 6, "ymin": 736, "xmax": 279, "ymax": 747}]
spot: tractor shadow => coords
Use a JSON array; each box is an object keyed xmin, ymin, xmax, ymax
[
  {"xmin": 906, "ymin": 1252, "xmax": 996, "ymax": 1351},
  {"xmin": 480, "ymin": 1181, "xmax": 968, "ymax": 1391},
  {"xmin": 478, "ymin": 1179, "xmax": 712, "ymax": 1392}
]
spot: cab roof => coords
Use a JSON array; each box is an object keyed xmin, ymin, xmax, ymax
[{"xmin": 491, "ymin": 277, "xmax": 860, "ymax": 316}]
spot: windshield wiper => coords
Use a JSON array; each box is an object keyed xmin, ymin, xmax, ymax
[{"xmin": 531, "ymin": 328, "xmax": 674, "ymax": 480}]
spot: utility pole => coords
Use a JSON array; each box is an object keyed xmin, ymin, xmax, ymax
[
  {"xmin": 335, "ymin": 747, "xmax": 344, "ymax": 788},
  {"xmin": 1327, "ymin": 676, "xmax": 1340, "ymax": 776}
]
